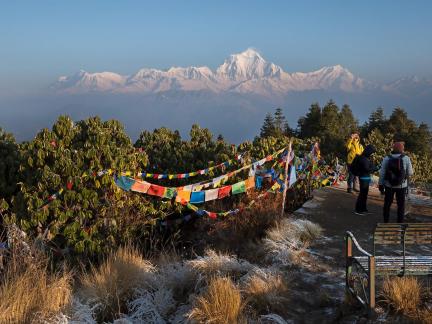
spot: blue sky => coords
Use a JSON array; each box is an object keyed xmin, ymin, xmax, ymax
[{"xmin": 1, "ymin": 0, "xmax": 432, "ymax": 96}]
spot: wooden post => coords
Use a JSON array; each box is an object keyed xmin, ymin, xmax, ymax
[
  {"xmin": 346, "ymin": 234, "xmax": 353, "ymax": 289},
  {"xmin": 281, "ymin": 140, "xmax": 293, "ymax": 217},
  {"xmin": 368, "ymin": 256, "xmax": 376, "ymax": 309}
]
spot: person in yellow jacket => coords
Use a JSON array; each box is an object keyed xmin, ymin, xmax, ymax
[{"xmin": 346, "ymin": 132, "xmax": 364, "ymax": 193}]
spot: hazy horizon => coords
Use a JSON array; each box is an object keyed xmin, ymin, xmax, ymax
[{"xmin": 1, "ymin": 1, "xmax": 431, "ymax": 142}]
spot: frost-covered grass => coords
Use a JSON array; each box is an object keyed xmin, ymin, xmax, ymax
[
  {"xmin": 263, "ymin": 218, "xmax": 323, "ymax": 266},
  {"xmin": 0, "ymin": 217, "xmax": 327, "ymax": 323},
  {"xmin": 187, "ymin": 249, "xmax": 253, "ymax": 278},
  {"xmin": 242, "ymin": 267, "xmax": 290, "ymax": 315},
  {"xmin": 79, "ymin": 246, "xmax": 157, "ymax": 322}
]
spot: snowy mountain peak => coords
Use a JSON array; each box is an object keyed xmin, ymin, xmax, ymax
[
  {"xmin": 216, "ymin": 48, "xmax": 283, "ymax": 80},
  {"xmin": 236, "ymin": 48, "xmax": 264, "ymax": 59},
  {"xmin": 52, "ymin": 70, "xmax": 126, "ymax": 93},
  {"xmin": 51, "ymin": 49, "xmax": 380, "ymax": 95}
]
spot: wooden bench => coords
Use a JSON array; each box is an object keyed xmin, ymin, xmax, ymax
[{"xmin": 346, "ymin": 223, "xmax": 432, "ymax": 309}]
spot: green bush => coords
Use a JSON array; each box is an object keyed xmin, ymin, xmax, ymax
[{"xmin": 9, "ymin": 116, "xmax": 164, "ymax": 255}]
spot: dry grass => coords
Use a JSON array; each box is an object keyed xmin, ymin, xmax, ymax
[
  {"xmin": 263, "ymin": 218, "xmax": 322, "ymax": 266},
  {"xmin": 158, "ymin": 260, "xmax": 199, "ymax": 301},
  {"xmin": 382, "ymin": 276, "xmax": 421, "ymax": 316},
  {"xmin": 192, "ymin": 194, "xmax": 282, "ymax": 258},
  {"xmin": 126, "ymin": 285, "xmax": 176, "ymax": 323},
  {"xmin": 243, "ymin": 269, "xmax": 290, "ymax": 315},
  {"xmin": 79, "ymin": 245, "xmax": 156, "ymax": 321},
  {"xmin": 0, "ymin": 225, "xmax": 73, "ymax": 323},
  {"xmin": 418, "ymin": 310, "xmax": 432, "ymax": 324},
  {"xmin": 187, "ymin": 249, "xmax": 252, "ymax": 279},
  {"xmin": 0, "ymin": 262, "xmax": 72, "ymax": 323},
  {"xmin": 189, "ymin": 276, "xmax": 245, "ymax": 324}
]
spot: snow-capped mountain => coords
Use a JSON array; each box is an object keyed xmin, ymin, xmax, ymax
[
  {"xmin": 216, "ymin": 48, "xmax": 284, "ymax": 80},
  {"xmin": 382, "ymin": 76, "xmax": 432, "ymax": 97},
  {"xmin": 51, "ymin": 49, "xmax": 371, "ymax": 95},
  {"xmin": 52, "ymin": 70, "xmax": 126, "ymax": 93}
]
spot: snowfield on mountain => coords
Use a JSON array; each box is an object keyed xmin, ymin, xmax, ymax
[{"xmin": 52, "ymin": 48, "xmax": 429, "ymax": 97}]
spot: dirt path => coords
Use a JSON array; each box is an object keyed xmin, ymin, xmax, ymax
[{"xmin": 283, "ymin": 183, "xmax": 432, "ymax": 323}]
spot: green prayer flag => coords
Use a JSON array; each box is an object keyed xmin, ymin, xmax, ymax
[
  {"xmin": 232, "ymin": 181, "xmax": 246, "ymax": 195},
  {"xmin": 164, "ymin": 187, "xmax": 176, "ymax": 199}
]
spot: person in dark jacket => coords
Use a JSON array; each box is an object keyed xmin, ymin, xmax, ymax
[
  {"xmin": 378, "ymin": 142, "xmax": 414, "ymax": 223},
  {"xmin": 354, "ymin": 144, "xmax": 377, "ymax": 215}
]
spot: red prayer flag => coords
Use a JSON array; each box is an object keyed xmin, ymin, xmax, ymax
[
  {"xmin": 147, "ymin": 184, "xmax": 166, "ymax": 197},
  {"xmin": 207, "ymin": 212, "xmax": 217, "ymax": 219},
  {"xmin": 218, "ymin": 185, "xmax": 232, "ymax": 199}
]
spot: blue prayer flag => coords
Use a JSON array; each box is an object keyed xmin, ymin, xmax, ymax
[
  {"xmin": 190, "ymin": 191, "xmax": 205, "ymax": 204},
  {"xmin": 115, "ymin": 176, "xmax": 135, "ymax": 191}
]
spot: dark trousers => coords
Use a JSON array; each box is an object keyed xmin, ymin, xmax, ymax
[
  {"xmin": 383, "ymin": 186, "xmax": 406, "ymax": 223},
  {"xmin": 355, "ymin": 179, "xmax": 370, "ymax": 212},
  {"xmin": 347, "ymin": 165, "xmax": 358, "ymax": 190}
]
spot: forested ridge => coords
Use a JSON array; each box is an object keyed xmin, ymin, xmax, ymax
[{"xmin": 0, "ymin": 101, "xmax": 431, "ymax": 257}]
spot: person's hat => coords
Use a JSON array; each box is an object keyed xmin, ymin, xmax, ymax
[{"xmin": 393, "ymin": 141, "xmax": 405, "ymax": 153}]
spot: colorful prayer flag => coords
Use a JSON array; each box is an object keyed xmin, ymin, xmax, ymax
[
  {"xmin": 289, "ymin": 165, "xmax": 297, "ymax": 188},
  {"xmin": 115, "ymin": 176, "xmax": 135, "ymax": 191},
  {"xmin": 164, "ymin": 187, "xmax": 177, "ymax": 199},
  {"xmin": 190, "ymin": 191, "xmax": 205, "ymax": 204},
  {"xmin": 232, "ymin": 181, "xmax": 246, "ymax": 195},
  {"xmin": 245, "ymin": 177, "xmax": 255, "ymax": 190},
  {"xmin": 187, "ymin": 203, "xmax": 199, "ymax": 211},
  {"xmin": 205, "ymin": 189, "xmax": 219, "ymax": 202},
  {"xmin": 207, "ymin": 212, "xmax": 217, "ymax": 219},
  {"xmin": 131, "ymin": 180, "xmax": 151, "ymax": 193},
  {"xmin": 175, "ymin": 190, "xmax": 191, "ymax": 203},
  {"xmin": 255, "ymin": 176, "xmax": 263, "ymax": 189},
  {"xmin": 218, "ymin": 185, "xmax": 232, "ymax": 199},
  {"xmin": 147, "ymin": 184, "xmax": 166, "ymax": 197}
]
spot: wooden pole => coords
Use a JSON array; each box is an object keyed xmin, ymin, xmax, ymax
[
  {"xmin": 346, "ymin": 234, "xmax": 352, "ymax": 289},
  {"xmin": 281, "ymin": 140, "xmax": 293, "ymax": 217},
  {"xmin": 368, "ymin": 256, "xmax": 376, "ymax": 309}
]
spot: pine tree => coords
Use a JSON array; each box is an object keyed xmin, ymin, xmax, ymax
[
  {"xmin": 273, "ymin": 107, "xmax": 286, "ymax": 136},
  {"xmin": 284, "ymin": 121, "xmax": 295, "ymax": 137},
  {"xmin": 339, "ymin": 104, "xmax": 358, "ymax": 139},
  {"xmin": 388, "ymin": 107, "xmax": 416, "ymax": 137},
  {"xmin": 319, "ymin": 100, "xmax": 341, "ymax": 156},
  {"xmin": 369, "ymin": 107, "xmax": 386, "ymax": 131},
  {"xmin": 260, "ymin": 113, "xmax": 276, "ymax": 138},
  {"xmin": 297, "ymin": 103, "xmax": 322, "ymax": 138},
  {"xmin": 410, "ymin": 123, "xmax": 432, "ymax": 156}
]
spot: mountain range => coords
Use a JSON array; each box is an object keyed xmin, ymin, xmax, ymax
[
  {"xmin": 1, "ymin": 49, "xmax": 430, "ymax": 143},
  {"xmin": 51, "ymin": 48, "xmax": 432, "ymax": 98}
]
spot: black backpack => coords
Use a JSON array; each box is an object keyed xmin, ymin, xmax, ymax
[
  {"xmin": 385, "ymin": 154, "xmax": 406, "ymax": 186},
  {"xmin": 350, "ymin": 155, "xmax": 362, "ymax": 176}
]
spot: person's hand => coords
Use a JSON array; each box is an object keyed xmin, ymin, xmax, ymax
[{"xmin": 379, "ymin": 185, "xmax": 385, "ymax": 195}]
